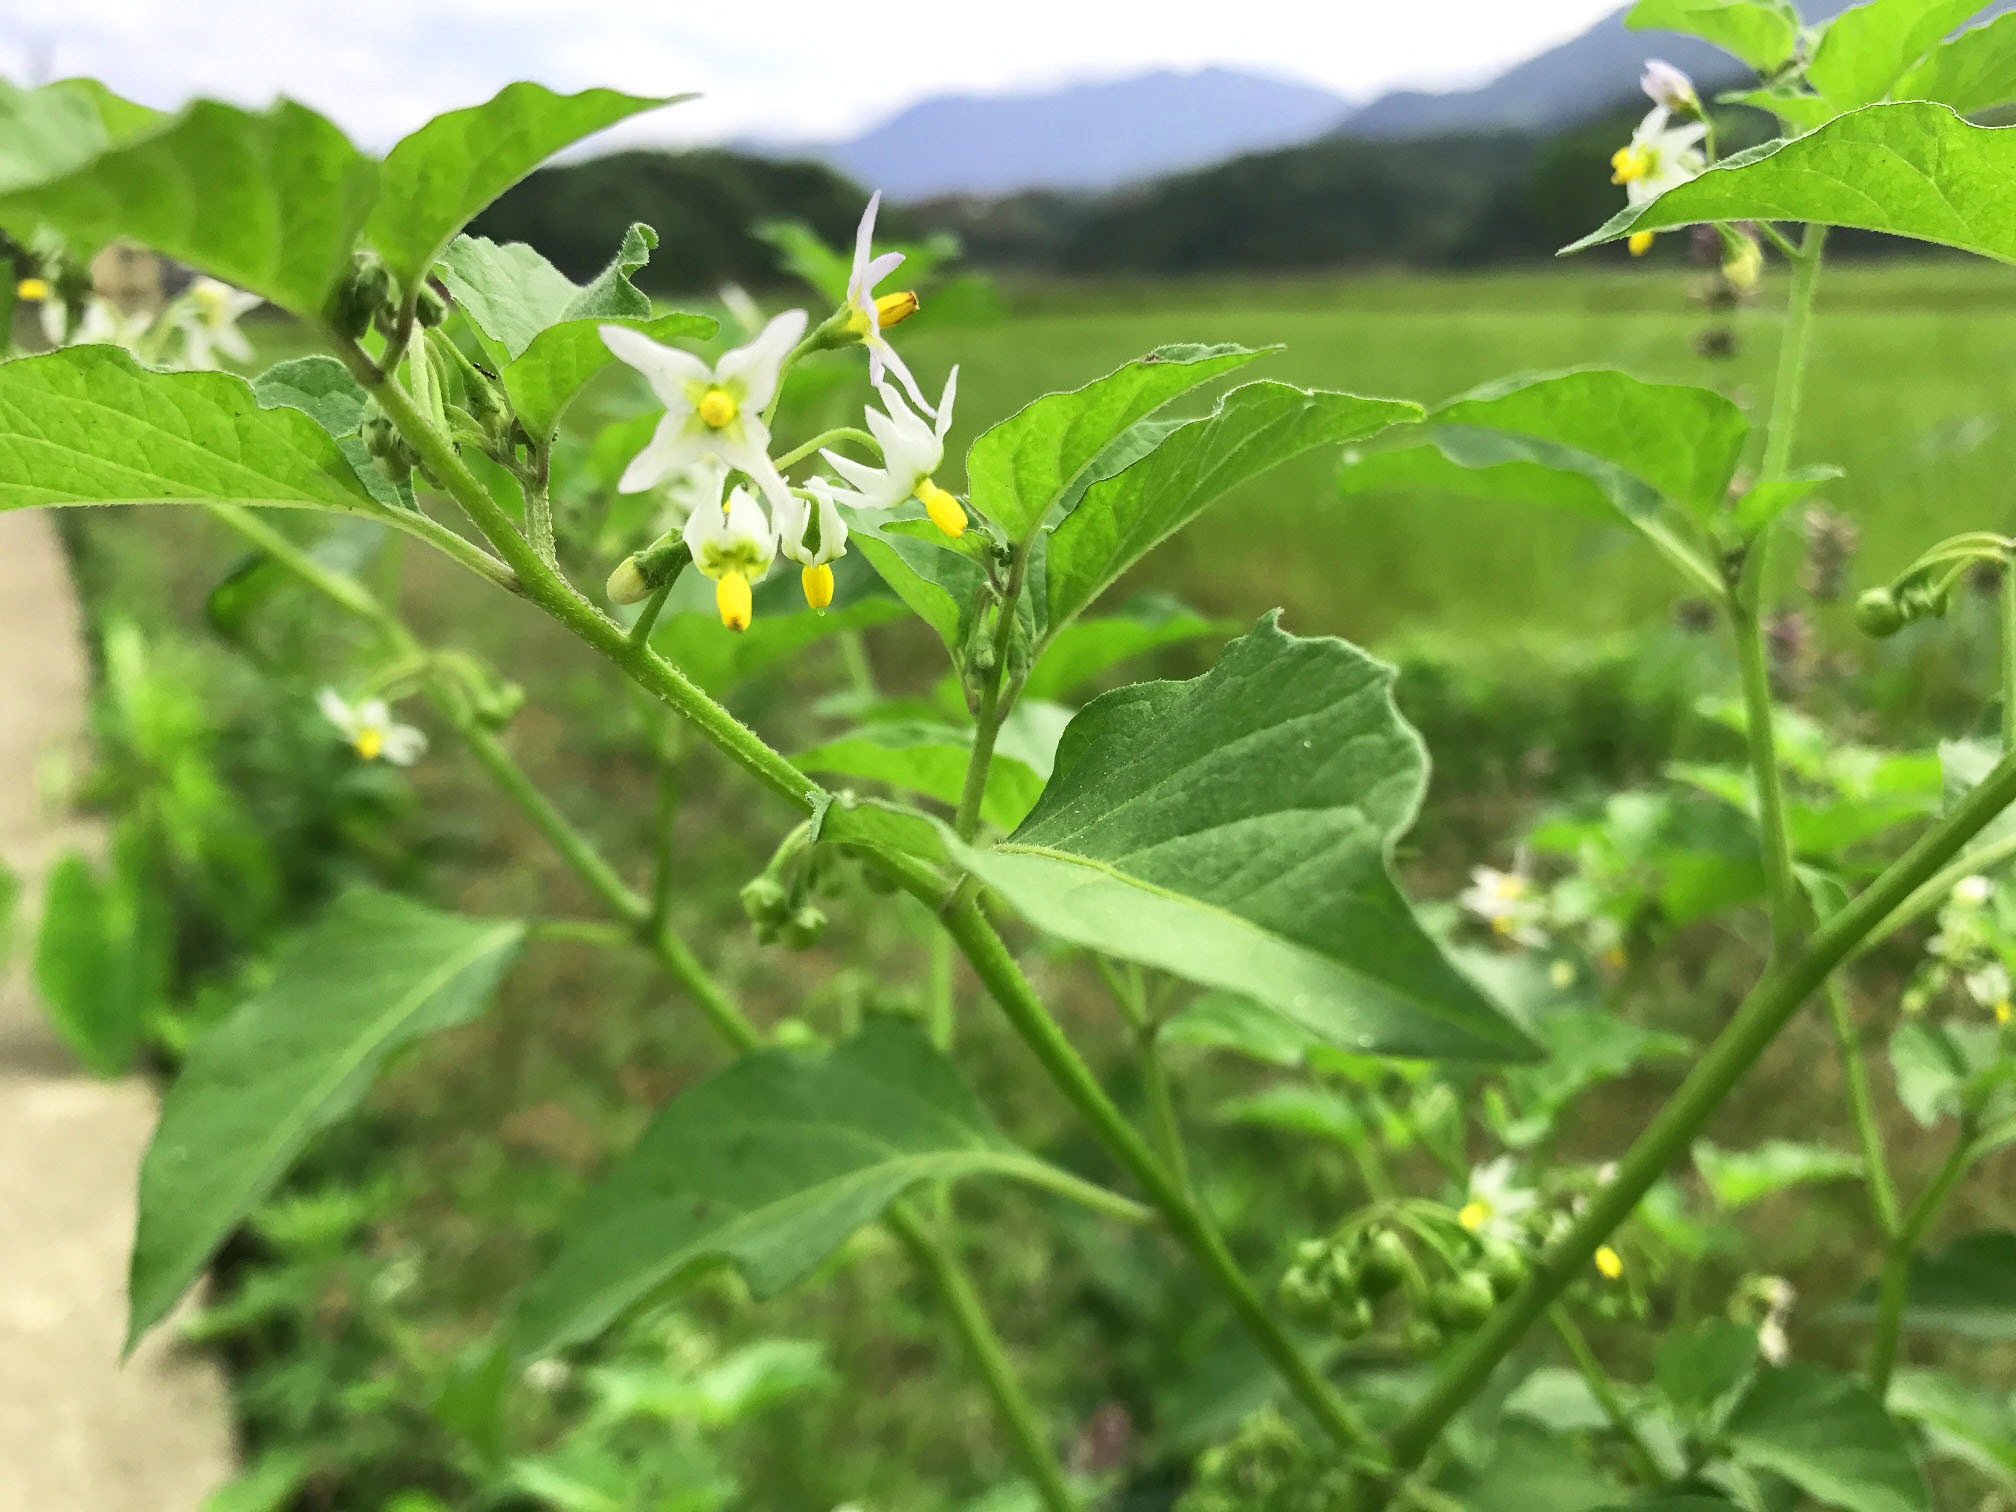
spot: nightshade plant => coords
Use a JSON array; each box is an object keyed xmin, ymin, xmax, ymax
[{"xmin": 5, "ymin": 1, "xmax": 2016, "ymax": 1502}]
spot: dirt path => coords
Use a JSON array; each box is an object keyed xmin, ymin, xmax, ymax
[{"xmin": 0, "ymin": 512, "xmax": 236, "ymax": 1511}]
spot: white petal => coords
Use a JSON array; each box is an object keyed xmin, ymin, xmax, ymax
[
  {"xmin": 600, "ymin": 323, "xmax": 710, "ymax": 408},
  {"xmin": 720, "ymin": 486, "xmax": 778, "ymax": 567},
  {"xmin": 934, "ymin": 366, "xmax": 960, "ymax": 440},
  {"xmin": 382, "ymin": 725, "xmax": 429, "ymax": 766},
  {"xmin": 356, "ymin": 698, "xmax": 392, "ymax": 729},
  {"xmin": 618, "ymin": 414, "xmax": 699, "ymax": 493},
  {"xmin": 717, "ymin": 308, "xmax": 808, "ymax": 414},
  {"xmin": 848, "ymin": 190, "xmax": 882, "ymax": 298},
  {"xmin": 771, "ymin": 490, "xmax": 811, "ymax": 562},
  {"xmin": 720, "ymin": 428, "xmax": 797, "ymax": 516},
  {"xmin": 317, "ymin": 688, "xmax": 356, "ymax": 733},
  {"xmin": 38, "ymin": 301, "xmax": 64, "ymax": 346},
  {"xmin": 215, "ymin": 324, "xmax": 255, "ymax": 363},
  {"xmin": 868, "ymin": 334, "xmax": 935, "ymax": 417},
  {"xmin": 821, "ymin": 448, "xmax": 901, "ymax": 505},
  {"xmin": 862, "ymin": 249, "xmax": 905, "ymax": 292}
]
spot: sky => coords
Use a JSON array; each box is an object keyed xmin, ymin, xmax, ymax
[{"xmin": 0, "ymin": 0, "xmax": 1625, "ymax": 147}]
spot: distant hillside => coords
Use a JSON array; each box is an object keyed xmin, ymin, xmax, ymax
[{"xmin": 788, "ymin": 67, "xmax": 1351, "ymax": 199}]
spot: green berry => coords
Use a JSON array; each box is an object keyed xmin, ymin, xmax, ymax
[
  {"xmin": 1853, "ymin": 586, "xmax": 1904, "ymax": 638},
  {"xmin": 1401, "ymin": 1316, "xmax": 1445, "ymax": 1358},
  {"xmin": 1356, "ymin": 1227, "xmax": 1411, "ymax": 1298},
  {"xmin": 1477, "ymin": 1237, "xmax": 1528, "ymax": 1299},
  {"xmin": 1432, "ymin": 1271, "xmax": 1499, "ymax": 1331},
  {"xmin": 739, "ymin": 875, "xmax": 789, "ymax": 923}
]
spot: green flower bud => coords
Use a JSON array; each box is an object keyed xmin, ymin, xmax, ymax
[
  {"xmin": 1431, "ymin": 1271, "xmax": 1498, "ymax": 1331},
  {"xmin": 1329, "ymin": 1293, "xmax": 1375, "ymax": 1340},
  {"xmin": 781, "ymin": 903, "xmax": 828, "ymax": 949},
  {"xmin": 414, "ymin": 282, "xmax": 449, "ymax": 328},
  {"xmin": 1477, "ymin": 1236, "xmax": 1527, "ymax": 1300},
  {"xmin": 1275, "ymin": 1268, "xmax": 1328, "ymax": 1323},
  {"xmin": 326, "ymin": 249, "xmax": 394, "ymax": 340},
  {"xmin": 1355, "ymin": 1227, "xmax": 1412, "ymax": 1299},
  {"xmin": 771, "ymin": 1017, "xmax": 822, "ymax": 1049},
  {"xmin": 739, "ymin": 875, "xmax": 789, "ymax": 924},
  {"xmin": 1401, "ymin": 1316, "xmax": 1445, "ymax": 1358},
  {"xmin": 474, "ymin": 681, "xmax": 525, "ymax": 730},
  {"xmin": 607, "ymin": 556, "xmax": 651, "ymax": 606},
  {"xmin": 1322, "ymin": 1247, "xmax": 1361, "ymax": 1305},
  {"xmin": 1853, "ymin": 586, "xmax": 1904, "ymax": 638}
]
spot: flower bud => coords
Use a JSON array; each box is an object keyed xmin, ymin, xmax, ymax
[
  {"xmin": 1722, "ymin": 234, "xmax": 1763, "ymax": 294},
  {"xmin": 1433, "ymin": 1271, "xmax": 1499, "ymax": 1331},
  {"xmin": 607, "ymin": 535, "xmax": 693, "ymax": 607},
  {"xmin": 740, "ymin": 875, "xmax": 790, "ymax": 923},
  {"xmin": 1401, "ymin": 1317, "xmax": 1445, "ymax": 1358},
  {"xmin": 1275, "ymin": 1268, "xmax": 1328, "ymax": 1323},
  {"xmin": 414, "ymin": 282, "xmax": 449, "ymax": 328},
  {"xmin": 1640, "ymin": 58, "xmax": 1698, "ymax": 114},
  {"xmin": 326, "ymin": 250, "xmax": 395, "ymax": 341},
  {"xmin": 1477, "ymin": 1237, "xmax": 1527, "ymax": 1299},
  {"xmin": 1355, "ymin": 1227, "xmax": 1412, "ymax": 1299},
  {"xmin": 475, "ymin": 681, "xmax": 526, "ymax": 729},
  {"xmin": 1853, "ymin": 586, "xmax": 1905, "ymax": 638},
  {"xmin": 1329, "ymin": 1293, "xmax": 1375, "ymax": 1340},
  {"xmin": 781, "ymin": 903, "xmax": 828, "ymax": 949},
  {"xmin": 607, "ymin": 556, "xmax": 650, "ymax": 606}
]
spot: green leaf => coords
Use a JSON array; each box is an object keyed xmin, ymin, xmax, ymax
[
  {"xmin": 1046, "ymin": 381, "xmax": 1419, "ymax": 632},
  {"xmin": 1726, "ymin": 86, "xmax": 1842, "ymax": 130},
  {"xmin": 1496, "ymin": 1010, "xmax": 1691, "ymax": 1147},
  {"xmin": 252, "ymin": 354, "xmax": 412, "ymax": 512},
  {"xmin": 1876, "ymin": 1231, "xmax": 2016, "ymax": 1339},
  {"xmin": 795, "ymin": 722, "xmax": 1045, "ymax": 832},
  {"xmin": 0, "ymin": 95, "xmax": 374, "ymax": 317},
  {"xmin": 1159, "ymin": 990, "xmax": 1320, "ymax": 1068},
  {"xmin": 505, "ymin": 308, "xmax": 718, "ymax": 440},
  {"xmin": 0, "ymin": 346, "xmax": 386, "ymax": 516},
  {"xmin": 1693, "ymin": 1138, "xmax": 1862, "ymax": 1210},
  {"xmin": 32, "ymin": 78, "xmax": 167, "ymax": 146},
  {"xmin": 846, "ymin": 508, "xmax": 994, "ymax": 661},
  {"xmin": 1564, "ymin": 103, "xmax": 2016, "ymax": 265},
  {"xmin": 946, "ymin": 616, "xmax": 1535, "ymax": 1062},
  {"xmin": 1655, "ymin": 1317, "xmax": 1760, "ymax": 1421},
  {"xmin": 1728, "ymin": 467, "xmax": 1845, "ymax": 540},
  {"xmin": 1436, "ymin": 1423, "xmax": 1627, "ymax": 1512},
  {"xmin": 1887, "ymin": 1368, "xmax": 2016, "ymax": 1487},
  {"xmin": 1212, "ymin": 1084, "xmax": 1366, "ymax": 1146},
  {"xmin": 1895, "ymin": 13, "xmax": 2016, "ymax": 116},
  {"xmin": 1627, "ymin": 0, "xmax": 1801, "ymax": 72},
  {"xmin": 129, "ymin": 890, "xmax": 524, "ymax": 1345},
  {"xmin": 1888, "ymin": 1019, "xmax": 2008, "ymax": 1126},
  {"xmin": 368, "ymin": 84, "xmax": 682, "ymax": 294},
  {"xmin": 511, "ymin": 1023, "xmax": 1111, "ymax": 1356},
  {"xmin": 967, "ymin": 344, "xmax": 1267, "ymax": 545},
  {"xmin": 1022, "ymin": 597, "xmax": 1233, "ymax": 701},
  {"xmin": 34, "ymin": 853, "xmax": 144, "ymax": 1077},
  {"xmin": 1726, "ymin": 1363, "xmax": 1931, "ymax": 1512},
  {"xmin": 438, "ymin": 225, "xmax": 661, "ymax": 361},
  {"xmin": 1807, "ymin": 0, "xmax": 1989, "ymax": 111}
]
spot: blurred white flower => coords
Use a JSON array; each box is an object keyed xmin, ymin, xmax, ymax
[
  {"xmin": 1611, "ymin": 106, "xmax": 1708, "ymax": 257},
  {"xmin": 317, "ymin": 689, "xmax": 427, "ymax": 766},
  {"xmin": 1459, "ymin": 1156, "xmax": 1538, "ymax": 1242},
  {"xmin": 683, "ymin": 483, "xmax": 778, "ymax": 631},
  {"xmin": 821, "ymin": 366, "xmax": 967, "ymax": 537},
  {"xmin": 1458, "ymin": 865, "xmax": 1547, "ymax": 947},
  {"xmin": 842, "ymin": 191, "xmax": 932, "ymax": 414},
  {"xmin": 73, "ymin": 298, "xmax": 153, "ymax": 352},
  {"xmin": 1757, "ymin": 1276, "xmax": 1797, "ymax": 1365},
  {"xmin": 1953, "ymin": 874, "xmax": 1994, "ymax": 908},
  {"xmin": 601, "ymin": 310, "xmax": 807, "ymax": 513},
  {"xmin": 1640, "ymin": 59, "xmax": 1698, "ymax": 114},
  {"xmin": 177, "ymin": 277, "xmax": 259, "ymax": 367}
]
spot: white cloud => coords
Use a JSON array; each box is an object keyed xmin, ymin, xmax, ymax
[{"xmin": 0, "ymin": 0, "xmax": 1623, "ymax": 147}]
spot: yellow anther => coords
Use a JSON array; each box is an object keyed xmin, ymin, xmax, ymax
[
  {"xmin": 716, "ymin": 571, "xmax": 753, "ymax": 631},
  {"xmin": 15, "ymin": 277, "xmax": 49, "ymax": 301},
  {"xmin": 1458, "ymin": 1201, "xmax": 1490, "ymax": 1233},
  {"xmin": 1594, "ymin": 1245, "xmax": 1624, "ymax": 1280},
  {"xmin": 1491, "ymin": 916, "xmax": 1516, "ymax": 937},
  {"xmin": 917, "ymin": 479, "xmax": 968, "ymax": 538},
  {"xmin": 1548, "ymin": 960, "xmax": 1575, "ymax": 989},
  {"xmin": 1998, "ymin": 999, "xmax": 2012, "ymax": 1025},
  {"xmin": 1628, "ymin": 231, "xmax": 1656, "ymax": 258},
  {"xmin": 874, "ymin": 289, "xmax": 919, "ymax": 328},
  {"xmin": 1611, "ymin": 145, "xmax": 1650, "ymax": 185},
  {"xmin": 801, "ymin": 562, "xmax": 835, "ymax": 611},
  {"xmin": 1493, "ymin": 874, "xmax": 1527, "ymax": 900},
  {"xmin": 697, "ymin": 387, "xmax": 738, "ymax": 429},
  {"xmin": 354, "ymin": 727, "xmax": 385, "ymax": 762}
]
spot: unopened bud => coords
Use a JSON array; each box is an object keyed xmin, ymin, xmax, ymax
[
  {"xmin": 1355, "ymin": 1227, "xmax": 1412, "ymax": 1299},
  {"xmin": 414, "ymin": 282, "xmax": 449, "ymax": 328},
  {"xmin": 1723, "ymin": 234, "xmax": 1763, "ymax": 294},
  {"xmin": 326, "ymin": 250, "xmax": 394, "ymax": 341},
  {"xmin": 1640, "ymin": 58, "xmax": 1698, "ymax": 114},
  {"xmin": 740, "ymin": 875, "xmax": 789, "ymax": 923},
  {"xmin": 607, "ymin": 556, "xmax": 651, "ymax": 606},
  {"xmin": 781, "ymin": 903, "xmax": 828, "ymax": 949},
  {"xmin": 606, "ymin": 535, "xmax": 693, "ymax": 607},
  {"xmin": 1853, "ymin": 586, "xmax": 1904, "ymax": 638},
  {"xmin": 1432, "ymin": 1271, "xmax": 1499, "ymax": 1330}
]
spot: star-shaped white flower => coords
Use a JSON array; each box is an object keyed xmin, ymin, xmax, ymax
[
  {"xmin": 821, "ymin": 367, "xmax": 967, "ymax": 538},
  {"xmin": 683, "ymin": 482, "xmax": 778, "ymax": 631},
  {"xmin": 776, "ymin": 480, "xmax": 851, "ymax": 610},
  {"xmin": 177, "ymin": 277, "xmax": 260, "ymax": 367},
  {"xmin": 317, "ymin": 689, "xmax": 427, "ymax": 765},
  {"xmin": 72, "ymin": 298, "xmax": 153, "ymax": 352},
  {"xmin": 1458, "ymin": 1157, "xmax": 1538, "ymax": 1243},
  {"xmin": 1611, "ymin": 106, "xmax": 1708, "ymax": 256},
  {"xmin": 843, "ymin": 191, "xmax": 932, "ymax": 416},
  {"xmin": 1457, "ymin": 864, "xmax": 1547, "ymax": 947},
  {"xmin": 601, "ymin": 310, "xmax": 807, "ymax": 512}
]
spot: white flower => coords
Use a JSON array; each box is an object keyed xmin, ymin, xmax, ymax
[
  {"xmin": 176, "ymin": 277, "xmax": 259, "ymax": 367},
  {"xmin": 1953, "ymin": 874, "xmax": 1994, "ymax": 908},
  {"xmin": 1964, "ymin": 960, "xmax": 2011, "ymax": 1019},
  {"xmin": 1458, "ymin": 1157, "xmax": 1538, "ymax": 1243},
  {"xmin": 1611, "ymin": 106, "xmax": 1708, "ymax": 257},
  {"xmin": 1458, "ymin": 864, "xmax": 1547, "ymax": 947},
  {"xmin": 1756, "ymin": 1276, "xmax": 1797, "ymax": 1365},
  {"xmin": 843, "ymin": 191, "xmax": 932, "ymax": 415},
  {"xmin": 683, "ymin": 483, "xmax": 778, "ymax": 631},
  {"xmin": 16, "ymin": 277, "xmax": 67, "ymax": 346},
  {"xmin": 1640, "ymin": 59, "xmax": 1698, "ymax": 114},
  {"xmin": 601, "ymin": 309, "xmax": 808, "ymax": 513},
  {"xmin": 72, "ymin": 298, "xmax": 153, "ymax": 352},
  {"xmin": 776, "ymin": 480, "xmax": 850, "ymax": 611},
  {"xmin": 522, "ymin": 1358, "xmax": 571, "ymax": 1393},
  {"xmin": 317, "ymin": 689, "xmax": 427, "ymax": 765},
  {"xmin": 821, "ymin": 367, "xmax": 967, "ymax": 538}
]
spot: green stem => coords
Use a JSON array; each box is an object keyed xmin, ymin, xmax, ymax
[
  {"xmin": 1547, "ymin": 1307, "xmax": 1664, "ymax": 1485},
  {"xmin": 954, "ymin": 549, "xmax": 1031, "ymax": 841},
  {"xmin": 1759, "ymin": 224, "xmax": 1827, "ymax": 483},
  {"xmin": 773, "ymin": 425, "xmax": 881, "ymax": 472},
  {"xmin": 938, "ymin": 899, "xmax": 1384, "ymax": 1462},
  {"xmin": 927, "ymin": 931, "xmax": 956, "ymax": 1051},
  {"xmin": 1094, "ymin": 957, "xmax": 1190, "ymax": 1197},
  {"xmin": 629, "ymin": 581, "xmax": 673, "ymax": 646},
  {"xmin": 2002, "ymin": 557, "xmax": 2016, "ymax": 752},
  {"xmin": 1825, "ymin": 978, "xmax": 1900, "ymax": 1238},
  {"xmin": 1385, "ymin": 739, "xmax": 2016, "ymax": 1471},
  {"xmin": 1730, "ymin": 602, "xmax": 1801, "ymax": 959},
  {"xmin": 1868, "ymin": 1128, "xmax": 1977, "ymax": 1396},
  {"xmin": 526, "ymin": 443, "xmax": 556, "ymax": 569}
]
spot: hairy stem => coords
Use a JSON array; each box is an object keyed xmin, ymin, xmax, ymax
[
  {"xmin": 1759, "ymin": 224, "xmax": 1827, "ymax": 483},
  {"xmin": 1547, "ymin": 1307, "xmax": 1663, "ymax": 1485},
  {"xmin": 1825, "ymin": 978, "xmax": 1900, "ymax": 1238},
  {"xmin": 955, "ymin": 546, "xmax": 1033, "ymax": 841},
  {"xmin": 1385, "ymin": 740, "xmax": 2016, "ymax": 1470},
  {"xmin": 1730, "ymin": 601, "xmax": 1801, "ymax": 959}
]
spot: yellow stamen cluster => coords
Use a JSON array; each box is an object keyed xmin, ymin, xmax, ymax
[
  {"xmin": 874, "ymin": 289, "xmax": 919, "ymax": 328},
  {"xmin": 697, "ymin": 387, "xmax": 738, "ymax": 429},
  {"xmin": 1594, "ymin": 1245, "xmax": 1624, "ymax": 1280},
  {"xmin": 802, "ymin": 562, "xmax": 835, "ymax": 610},
  {"xmin": 16, "ymin": 277, "xmax": 50, "ymax": 302},
  {"xmin": 716, "ymin": 571, "xmax": 753, "ymax": 631},
  {"xmin": 916, "ymin": 479, "xmax": 968, "ymax": 538},
  {"xmin": 1458, "ymin": 1201, "xmax": 1490, "ymax": 1233},
  {"xmin": 354, "ymin": 727, "xmax": 385, "ymax": 761},
  {"xmin": 1997, "ymin": 999, "xmax": 2012, "ymax": 1026},
  {"xmin": 1610, "ymin": 145, "xmax": 1650, "ymax": 185},
  {"xmin": 1628, "ymin": 231, "xmax": 1656, "ymax": 258}
]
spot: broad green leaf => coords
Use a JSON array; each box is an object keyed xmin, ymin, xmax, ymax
[
  {"xmin": 1159, "ymin": 990, "xmax": 1320, "ymax": 1068},
  {"xmin": 34, "ymin": 852, "xmax": 145, "ymax": 1077},
  {"xmin": 1808, "ymin": 0, "xmax": 1989, "ymax": 111},
  {"xmin": 252, "ymin": 354, "xmax": 412, "ymax": 512},
  {"xmin": 847, "ymin": 508, "xmax": 992, "ymax": 659},
  {"xmin": 505, "ymin": 308, "xmax": 718, "ymax": 440},
  {"xmin": 1726, "ymin": 1363, "xmax": 1931, "ymax": 1512},
  {"xmin": 32, "ymin": 78, "xmax": 166, "ymax": 146},
  {"xmin": 0, "ymin": 96, "xmax": 374, "ymax": 317},
  {"xmin": 1022, "ymin": 597, "xmax": 1233, "ymax": 701},
  {"xmin": 438, "ymin": 225, "xmax": 660, "ymax": 361},
  {"xmin": 1046, "ymin": 381, "xmax": 1419, "ymax": 631},
  {"xmin": 1888, "ymin": 1368, "xmax": 2016, "ymax": 1487},
  {"xmin": 1726, "ymin": 86, "xmax": 1841, "ymax": 130},
  {"xmin": 1888, "ymin": 1019, "xmax": 2008, "ymax": 1126},
  {"xmin": 1494, "ymin": 1010, "xmax": 1691, "ymax": 1147},
  {"xmin": 946, "ymin": 616, "xmax": 1535, "ymax": 1062},
  {"xmin": 649, "ymin": 563, "xmax": 903, "ymax": 696},
  {"xmin": 1211, "ymin": 1084, "xmax": 1366, "ymax": 1146},
  {"xmin": 1873, "ymin": 1231, "xmax": 2016, "ymax": 1339},
  {"xmin": 0, "ymin": 80, "xmax": 145, "ymax": 195},
  {"xmin": 1729, "ymin": 467, "xmax": 1844, "ymax": 540},
  {"xmin": 0, "ymin": 347, "xmax": 385, "ymax": 515},
  {"xmin": 1503, "ymin": 1368, "xmax": 1614, "ymax": 1434},
  {"xmin": 967, "ymin": 343, "xmax": 1266, "ymax": 544},
  {"xmin": 794, "ymin": 722, "xmax": 1045, "ymax": 832},
  {"xmin": 1436, "ymin": 1423, "xmax": 1627, "ymax": 1512},
  {"xmin": 129, "ymin": 890, "xmax": 524, "ymax": 1344},
  {"xmin": 511, "ymin": 1023, "xmax": 1113, "ymax": 1357},
  {"xmin": 1655, "ymin": 1317, "xmax": 1760, "ymax": 1420},
  {"xmin": 368, "ymin": 84, "xmax": 681, "ymax": 293},
  {"xmin": 1627, "ymin": 0, "xmax": 1801, "ymax": 72},
  {"xmin": 1895, "ymin": 13, "xmax": 2016, "ymax": 116},
  {"xmin": 1564, "ymin": 103, "xmax": 2016, "ymax": 264},
  {"xmin": 1693, "ymin": 1138, "xmax": 1861, "ymax": 1210}
]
